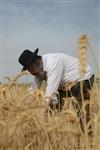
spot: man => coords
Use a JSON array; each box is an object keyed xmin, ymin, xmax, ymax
[{"xmin": 18, "ymin": 48, "xmax": 94, "ymax": 131}]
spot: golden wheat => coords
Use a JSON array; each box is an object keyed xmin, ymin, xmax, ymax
[
  {"xmin": 0, "ymin": 78, "xmax": 100, "ymax": 150},
  {"xmin": 78, "ymin": 34, "xmax": 89, "ymax": 79},
  {"xmin": 0, "ymin": 35, "xmax": 100, "ymax": 150}
]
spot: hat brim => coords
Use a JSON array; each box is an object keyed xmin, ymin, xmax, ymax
[{"xmin": 33, "ymin": 48, "xmax": 39, "ymax": 56}]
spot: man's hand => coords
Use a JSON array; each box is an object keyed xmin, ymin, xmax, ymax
[
  {"xmin": 43, "ymin": 97, "xmax": 52, "ymax": 112},
  {"xmin": 36, "ymin": 97, "xmax": 52, "ymax": 122},
  {"xmin": 43, "ymin": 97, "xmax": 52, "ymax": 120}
]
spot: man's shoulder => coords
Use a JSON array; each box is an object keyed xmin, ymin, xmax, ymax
[
  {"xmin": 42, "ymin": 53, "xmax": 65, "ymax": 70},
  {"xmin": 42, "ymin": 53, "xmax": 76, "ymax": 62},
  {"xmin": 42, "ymin": 53, "xmax": 67, "ymax": 59}
]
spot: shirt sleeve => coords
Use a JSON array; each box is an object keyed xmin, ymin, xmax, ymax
[
  {"xmin": 45, "ymin": 59, "xmax": 64, "ymax": 97},
  {"xmin": 28, "ymin": 76, "xmax": 42, "ymax": 94}
]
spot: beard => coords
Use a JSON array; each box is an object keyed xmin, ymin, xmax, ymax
[{"xmin": 36, "ymin": 71, "xmax": 47, "ymax": 80}]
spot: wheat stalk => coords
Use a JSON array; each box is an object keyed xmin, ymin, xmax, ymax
[{"xmin": 78, "ymin": 34, "xmax": 89, "ymax": 79}]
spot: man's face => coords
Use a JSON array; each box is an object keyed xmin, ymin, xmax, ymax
[{"xmin": 28, "ymin": 63, "xmax": 47, "ymax": 80}]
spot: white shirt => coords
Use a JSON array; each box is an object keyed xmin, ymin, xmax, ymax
[{"xmin": 29, "ymin": 53, "xmax": 94, "ymax": 97}]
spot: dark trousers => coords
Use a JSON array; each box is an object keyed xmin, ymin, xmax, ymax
[{"xmin": 57, "ymin": 75, "xmax": 95, "ymax": 133}]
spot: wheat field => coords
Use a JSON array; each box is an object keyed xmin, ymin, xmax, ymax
[
  {"xmin": 0, "ymin": 78, "xmax": 100, "ymax": 150},
  {"xmin": 0, "ymin": 35, "xmax": 100, "ymax": 150}
]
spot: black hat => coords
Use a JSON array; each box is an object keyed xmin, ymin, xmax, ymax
[{"xmin": 18, "ymin": 48, "xmax": 39, "ymax": 71}]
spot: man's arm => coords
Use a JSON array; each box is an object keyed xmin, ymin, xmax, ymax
[{"xmin": 43, "ymin": 59, "xmax": 64, "ymax": 113}]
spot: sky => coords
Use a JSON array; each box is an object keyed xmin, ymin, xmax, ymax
[{"xmin": 0, "ymin": 0, "xmax": 100, "ymax": 83}]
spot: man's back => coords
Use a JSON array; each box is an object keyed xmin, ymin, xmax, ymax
[{"xmin": 42, "ymin": 53, "xmax": 93, "ymax": 83}]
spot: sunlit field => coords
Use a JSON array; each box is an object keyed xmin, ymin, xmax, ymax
[
  {"xmin": 0, "ymin": 35, "xmax": 100, "ymax": 150},
  {"xmin": 0, "ymin": 73, "xmax": 100, "ymax": 150}
]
